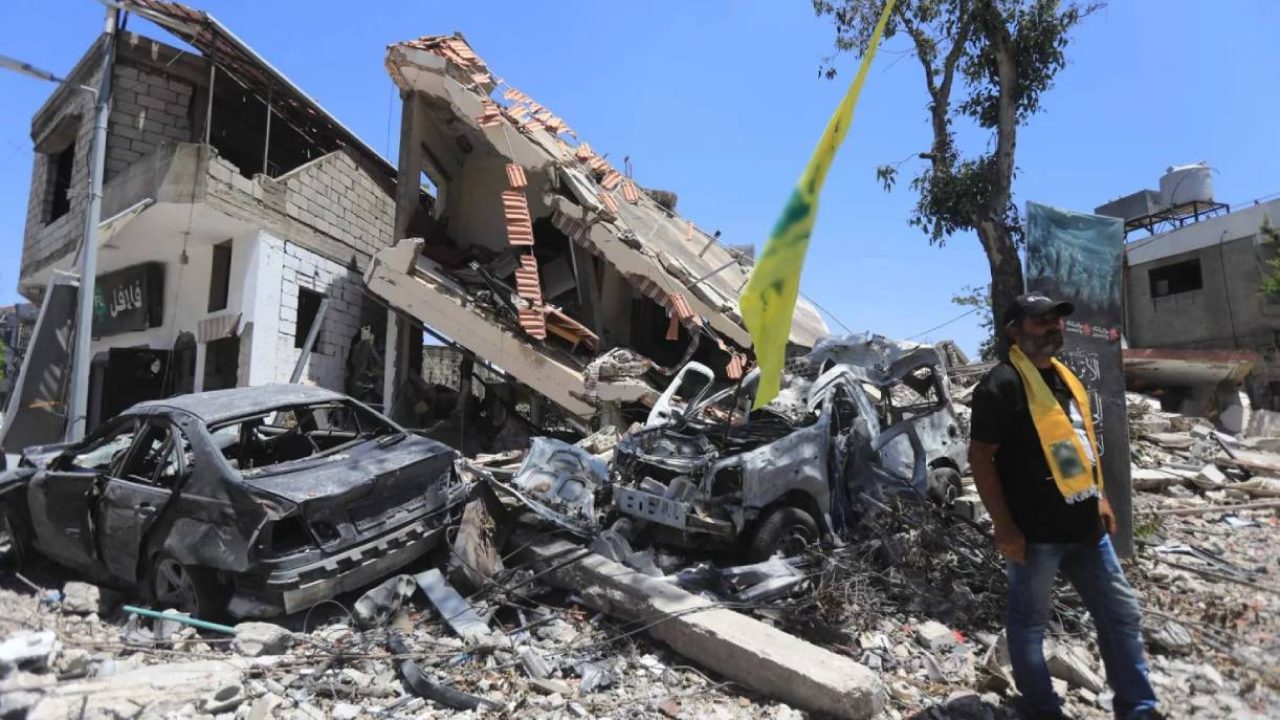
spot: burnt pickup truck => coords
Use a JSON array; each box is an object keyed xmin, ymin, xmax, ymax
[
  {"xmin": 0, "ymin": 385, "xmax": 465, "ymax": 618},
  {"xmin": 611, "ymin": 334, "xmax": 968, "ymax": 560}
]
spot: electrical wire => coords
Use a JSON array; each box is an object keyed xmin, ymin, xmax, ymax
[{"xmin": 907, "ymin": 306, "xmax": 979, "ymax": 341}]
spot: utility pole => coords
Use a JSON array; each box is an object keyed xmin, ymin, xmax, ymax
[{"xmin": 65, "ymin": 5, "xmax": 119, "ymax": 441}]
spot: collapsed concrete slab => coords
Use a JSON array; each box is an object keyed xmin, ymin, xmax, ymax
[
  {"xmin": 519, "ymin": 535, "xmax": 886, "ymax": 719},
  {"xmin": 25, "ymin": 658, "xmax": 246, "ymax": 718}
]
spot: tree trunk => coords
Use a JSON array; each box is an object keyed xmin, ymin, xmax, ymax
[{"xmin": 977, "ymin": 220, "xmax": 1024, "ymax": 358}]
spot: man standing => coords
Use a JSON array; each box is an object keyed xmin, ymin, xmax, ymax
[{"xmin": 968, "ymin": 294, "xmax": 1161, "ymax": 720}]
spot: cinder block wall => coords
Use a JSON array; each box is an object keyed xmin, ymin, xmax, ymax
[
  {"xmin": 23, "ymin": 55, "xmax": 196, "ymax": 281},
  {"xmin": 277, "ymin": 149, "xmax": 396, "ymax": 261},
  {"xmin": 105, "ymin": 63, "xmax": 194, "ymax": 179},
  {"xmin": 274, "ymin": 242, "xmax": 366, "ymax": 390},
  {"xmin": 22, "ymin": 66, "xmax": 100, "ymax": 280}
]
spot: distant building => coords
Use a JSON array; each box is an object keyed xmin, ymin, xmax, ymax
[
  {"xmin": 0, "ymin": 303, "xmax": 38, "ymax": 408},
  {"xmin": 18, "ymin": 2, "xmax": 407, "ymax": 429},
  {"xmin": 1107, "ymin": 178, "xmax": 1280, "ymax": 412}
]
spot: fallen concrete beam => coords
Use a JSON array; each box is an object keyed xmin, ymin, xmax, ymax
[
  {"xmin": 25, "ymin": 658, "xmax": 246, "ymax": 718},
  {"xmin": 519, "ymin": 535, "xmax": 885, "ymax": 719}
]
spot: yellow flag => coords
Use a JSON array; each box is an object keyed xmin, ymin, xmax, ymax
[{"xmin": 739, "ymin": 0, "xmax": 897, "ymax": 409}]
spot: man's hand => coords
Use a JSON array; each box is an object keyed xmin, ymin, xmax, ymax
[
  {"xmin": 994, "ymin": 522, "xmax": 1026, "ymax": 564},
  {"xmin": 1099, "ymin": 495, "xmax": 1117, "ymax": 536}
]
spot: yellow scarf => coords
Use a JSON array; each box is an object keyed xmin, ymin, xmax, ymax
[{"xmin": 1008, "ymin": 345, "xmax": 1104, "ymax": 503}]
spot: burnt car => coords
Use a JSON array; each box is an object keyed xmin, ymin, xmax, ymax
[
  {"xmin": 611, "ymin": 334, "xmax": 968, "ymax": 560},
  {"xmin": 0, "ymin": 385, "xmax": 464, "ymax": 618}
]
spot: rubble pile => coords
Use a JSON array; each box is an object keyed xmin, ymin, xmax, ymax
[
  {"xmin": 1, "ymin": 378, "xmax": 1276, "ymax": 719},
  {"xmin": 0, "ymin": 572, "xmax": 811, "ymax": 720}
]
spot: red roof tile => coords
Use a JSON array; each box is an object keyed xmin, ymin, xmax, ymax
[
  {"xmin": 622, "ymin": 180, "xmax": 639, "ymax": 204},
  {"xmin": 505, "ymin": 163, "xmax": 528, "ymax": 189}
]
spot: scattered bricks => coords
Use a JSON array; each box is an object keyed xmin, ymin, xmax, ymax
[{"xmin": 915, "ymin": 620, "xmax": 958, "ymax": 653}]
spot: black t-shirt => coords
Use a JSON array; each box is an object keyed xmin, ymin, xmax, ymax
[{"xmin": 970, "ymin": 363, "xmax": 1102, "ymax": 544}]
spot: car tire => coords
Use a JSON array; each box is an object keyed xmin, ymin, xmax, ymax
[
  {"xmin": 927, "ymin": 467, "xmax": 964, "ymax": 507},
  {"xmin": 748, "ymin": 506, "xmax": 819, "ymax": 562},
  {"xmin": 149, "ymin": 554, "xmax": 229, "ymax": 620},
  {"xmin": 0, "ymin": 499, "xmax": 33, "ymax": 568}
]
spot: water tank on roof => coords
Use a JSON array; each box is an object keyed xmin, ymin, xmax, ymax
[{"xmin": 1159, "ymin": 162, "xmax": 1214, "ymax": 207}]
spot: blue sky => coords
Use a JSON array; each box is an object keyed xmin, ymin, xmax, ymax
[{"xmin": 1, "ymin": 0, "xmax": 1277, "ymax": 357}]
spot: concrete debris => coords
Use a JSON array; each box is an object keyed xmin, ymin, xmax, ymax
[
  {"xmin": 1145, "ymin": 619, "xmax": 1195, "ymax": 656},
  {"xmin": 232, "ymin": 622, "xmax": 293, "ymax": 657},
  {"xmin": 0, "ymin": 382, "xmax": 1273, "ymax": 720},
  {"xmin": 0, "ymin": 630, "xmax": 59, "ymax": 673},
  {"xmin": 1047, "ymin": 645, "xmax": 1106, "ymax": 693},
  {"xmin": 414, "ymin": 568, "xmax": 490, "ymax": 641},
  {"xmin": 352, "ymin": 574, "xmax": 418, "ymax": 629},
  {"xmin": 915, "ymin": 620, "xmax": 959, "ymax": 653},
  {"xmin": 520, "ymin": 534, "xmax": 886, "ymax": 719},
  {"xmin": 59, "ymin": 582, "xmax": 100, "ymax": 614}
]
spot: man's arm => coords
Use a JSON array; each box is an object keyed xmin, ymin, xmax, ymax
[{"xmin": 969, "ymin": 440, "xmax": 1026, "ymax": 564}]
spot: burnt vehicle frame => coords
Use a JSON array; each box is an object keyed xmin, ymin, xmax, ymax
[
  {"xmin": 610, "ymin": 335, "xmax": 968, "ymax": 560},
  {"xmin": 0, "ymin": 385, "xmax": 465, "ymax": 618}
]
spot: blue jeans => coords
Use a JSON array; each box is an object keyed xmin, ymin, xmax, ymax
[{"xmin": 1006, "ymin": 535, "xmax": 1159, "ymax": 719}]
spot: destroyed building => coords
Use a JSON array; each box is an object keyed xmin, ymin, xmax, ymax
[
  {"xmin": 368, "ymin": 33, "xmax": 828, "ymax": 435},
  {"xmin": 15, "ymin": 0, "xmax": 406, "ymax": 433}
]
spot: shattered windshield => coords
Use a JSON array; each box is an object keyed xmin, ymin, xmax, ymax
[{"xmin": 209, "ymin": 400, "xmax": 399, "ymax": 475}]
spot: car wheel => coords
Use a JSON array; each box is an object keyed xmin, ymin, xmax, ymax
[
  {"xmin": 927, "ymin": 467, "xmax": 964, "ymax": 507},
  {"xmin": 748, "ymin": 506, "xmax": 819, "ymax": 562},
  {"xmin": 150, "ymin": 554, "xmax": 227, "ymax": 619}
]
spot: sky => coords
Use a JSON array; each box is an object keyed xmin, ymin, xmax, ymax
[{"xmin": 1, "ymin": 0, "xmax": 1277, "ymax": 358}]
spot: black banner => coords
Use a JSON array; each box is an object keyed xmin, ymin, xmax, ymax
[
  {"xmin": 1025, "ymin": 202, "xmax": 1133, "ymax": 556},
  {"xmin": 92, "ymin": 262, "xmax": 164, "ymax": 337}
]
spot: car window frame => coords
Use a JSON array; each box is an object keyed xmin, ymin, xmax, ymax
[
  {"xmin": 61, "ymin": 415, "xmax": 140, "ymax": 475},
  {"xmin": 208, "ymin": 399, "xmax": 397, "ymax": 477},
  {"xmin": 117, "ymin": 418, "xmax": 189, "ymax": 489}
]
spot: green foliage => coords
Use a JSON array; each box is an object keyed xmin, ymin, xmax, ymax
[
  {"xmin": 1259, "ymin": 219, "xmax": 1280, "ymax": 299},
  {"xmin": 814, "ymin": 0, "xmax": 1097, "ymax": 352},
  {"xmin": 951, "ymin": 284, "xmax": 997, "ymax": 360}
]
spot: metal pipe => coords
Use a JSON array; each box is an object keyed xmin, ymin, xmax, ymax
[
  {"xmin": 122, "ymin": 605, "xmax": 237, "ymax": 635},
  {"xmin": 66, "ymin": 6, "xmax": 118, "ymax": 441},
  {"xmin": 261, "ymin": 81, "xmax": 272, "ymax": 175},
  {"xmin": 203, "ymin": 54, "xmax": 215, "ymax": 145},
  {"xmin": 290, "ymin": 297, "xmax": 330, "ymax": 383}
]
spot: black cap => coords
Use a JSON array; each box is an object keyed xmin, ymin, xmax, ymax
[{"xmin": 1003, "ymin": 293, "xmax": 1075, "ymax": 328}]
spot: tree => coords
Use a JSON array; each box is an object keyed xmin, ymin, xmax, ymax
[
  {"xmin": 951, "ymin": 284, "xmax": 996, "ymax": 360},
  {"xmin": 814, "ymin": 0, "xmax": 1097, "ymax": 353},
  {"xmin": 1259, "ymin": 219, "xmax": 1280, "ymax": 299}
]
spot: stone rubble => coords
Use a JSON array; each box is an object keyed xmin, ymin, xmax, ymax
[{"xmin": 0, "ymin": 389, "xmax": 1276, "ymax": 719}]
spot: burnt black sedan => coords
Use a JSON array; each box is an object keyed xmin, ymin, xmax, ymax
[{"xmin": 0, "ymin": 385, "xmax": 463, "ymax": 619}]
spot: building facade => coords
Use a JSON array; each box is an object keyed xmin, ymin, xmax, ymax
[
  {"xmin": 19, "ymin": 16, "xmax": 402, "ymax": 429},
  {"xmin": 1123, "ymin": 197, "xmax": 1280, "ymax": 410}
]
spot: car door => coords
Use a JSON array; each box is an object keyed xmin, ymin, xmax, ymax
[
  {"xmin": 95, "ymin": 419, "xmax": 188, "ymax": 584},
  {"xmin": 27, "ymin": 416, "xmax": 139, "ymax": 571}
]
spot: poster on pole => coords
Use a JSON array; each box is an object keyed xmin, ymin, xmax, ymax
[{"xmin": 1025, "ymin": 201, "xmax": 1133, "ymax": 556}]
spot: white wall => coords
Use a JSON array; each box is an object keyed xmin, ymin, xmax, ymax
[
  {"xmin": 243, "ymin": 232, "xmax": 365, "ymax": 390},
  {"xmin": 1127, "ymin": 198, "xmax": 1280, "ymax": 266}
]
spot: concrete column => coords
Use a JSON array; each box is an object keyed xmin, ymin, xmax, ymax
[
  {"xmin": 570, "ymin": 243, "xmax": 604, "ymax": 340},
  {"xmin": 383, "ymin": 307, "xmax": 399, "ymax": 416},
  {"xmin": 192, "ymin": 342, "xmax": 207, "ymax": 393},
  {"xmin": 239, "ymin": 231, "xmax": 284, "ymax": 386},
  {"xmin": 394, "ymin": 93, "xmax": 424, "ymax": 241},
  {"xmin": 599, "ymin": 264, "xmax": 633, "ymax": 349}
]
